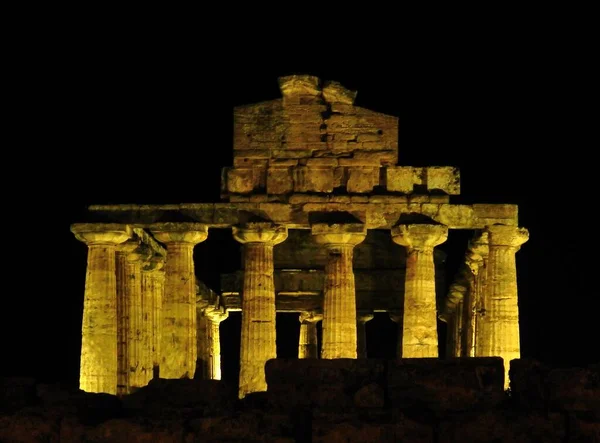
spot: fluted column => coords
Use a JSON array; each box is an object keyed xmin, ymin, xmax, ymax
[
  {"xmin": 312, "ymin": 223, "xmax": 366, "ymax": 359},
  {"xmin": 139, "ymin": 253, "xmax": 162, "ymax": 387},
  {"xmin": 392, "ymin": 224, "xmax": 448, "ymax": 358},
  {"xmin": 115, "ymin": 241, "xmax": 139, "ymax": 395},
  {"xmin": 151, "ymin": 224, "xmax": 209, "ymax": 379},
  {"xmin": 357, "ymin": 313, "xmax": 374, "ymax": 358},
  {"xmin": 197, "ymin": 306, "xmax": 229, "ymax": 380},
  {"xmin": 71, "ymin": 224, "xmax": 132, "ymax": 394},
  {"xmin": 298, "ymin": 312, "xmax": 322, "ymax": 359},
  {"xmin": 480, "ymin": 225, "xmax": 528, "ymax": 388},
  {"xmin": 233, "ymin": 222, "xmax": 288, "ymax": 398},
  {"xmin": 145, "ymin": 256, "xmax": 165, "ymax": 376}
]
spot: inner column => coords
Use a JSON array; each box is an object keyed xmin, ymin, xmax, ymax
[{"xmin": 312, "ymin": 223, "xmax": 366, "ymax": 359}]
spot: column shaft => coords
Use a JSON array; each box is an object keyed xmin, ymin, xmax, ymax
[
  {"xmin": 299, "ymin": 322, "xmax": 318, "ymax": 358},
  {"xmin": 115, "ymin": 251, "xmax": 130, "ymax": 395},
  {"xmin": 392, "ymin": 224, "xmax": 447, "ymax": 358},
  {"xmin": 209, "ymin": 318, "xmax": 224, "ymax": 380},
  {"xmin": 239, "ymin": 242, "xmax": 276, "ymax": 396},
  {"xmin": 80, "ymin": 244, "xmax": 119, "ymax": 394},
  {"xmin": 356, "ymin": 314, "xmax": 374, "ymax": 358},
  {"xmin": 322, "ymin": 244, "xmax": 358, "ymax": 358},
  {"xmin": 403, "ymin": 247, "xmax": 439, "ymax": 357}
]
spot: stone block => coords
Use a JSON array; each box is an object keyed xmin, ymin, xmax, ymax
[
  {"xmin": 546, "ymin": 366, "xmax": 600, "ymax": 417},
  {"xmin": 306, "ymin": 158, "xmax": 339, "ymax": 167},
  {"xmin": 387, "ymin": 358, "xmax": 505, "ymax": 413},
  {"xmin": 426, "ymin": 166, "xmax": 461, "ymax": 194},
  {"xmin": 509, "ymin": 359, "xmax": 549, "ymax": 410},
  {"xmin": 347, "ymin": 167, "xmax": 379, "ymax": 193},
  {"xmin": 386, "ymin": 167, "xmax": 421, "ymax": 193},
  {"xmin": 226, "ymin": 168, "xmax": 256, "ymax": 194},
  {"xmin": 267, "ymin": 168, "xmax": 293, "ymax": 195},
  {"xmin": 293, "ymin": 167, "xmax": 334, "ymax": 193}
]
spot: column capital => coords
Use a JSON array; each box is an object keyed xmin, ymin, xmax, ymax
[
  {"xmin": 71, "ymin": 223, "xmax": 132, "ymax": 246},
  {"xmin": 202, "ymin": 306, "xmax": 229, "ymax": 323},
  {"xmin": 299, "ymin": 311, "xmax": 323, "ymax": 323},
  {"xmin": 127, "ymin": 245, "xmax": 153, "ymax": 264},
  {"xmin": 311, "ymin": 223, "xmax": 366, "ymax": 246},
  {"xmin": 357, "ymin": 313, "xmax": 374, "ymax": 323},
  {"xmin": 151, "ymin": 223, "xmax": 209, "ymax": 245},
  {"xmin": 232, "ymin": 222, "xmax": 288, "ymax": 245},
  {"xmin": 391, "ymin": 224, "xmax": 448, "ymax": 249},
  {"xmin": 486, "ymin": 225, "xmax": 529, "ymax": 248},
  {"xmin": 142, "ymin": 255, "xmax": 165, "ymax": 273}
]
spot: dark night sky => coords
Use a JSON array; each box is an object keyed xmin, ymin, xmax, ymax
[{"xmin": 4, "ymin": 24, "xmax": 596, "ymax": 387}]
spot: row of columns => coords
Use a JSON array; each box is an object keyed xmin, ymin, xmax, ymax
[
  {"xmin": 73, "ymin": 221, "xmax": 526, "ymax": 397},
  {"xmin": 443, "ymin": 225, "xmax": 529, "ymax": 387}
]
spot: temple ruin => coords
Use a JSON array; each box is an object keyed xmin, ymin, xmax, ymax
[{"xmin": 70, "ymin": 75, "xmax": 528, "ymax": 397}]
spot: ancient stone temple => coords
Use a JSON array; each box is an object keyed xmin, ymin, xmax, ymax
[{"xmin": 71, "ymin": 75, "xmax": 528, "ymax": 397}]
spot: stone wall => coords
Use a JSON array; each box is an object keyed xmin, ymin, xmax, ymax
[
  {"xmin": 222, "ymin": 75, "xmax": 460, "ymax": 200},
  {"xmin": 2, "ymin": 358, "xmax": 597, "ymax": 442}
]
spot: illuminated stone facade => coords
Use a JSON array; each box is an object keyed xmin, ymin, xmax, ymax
[{"xmin": 71, "ymin": 75, "xmax": 527, "ymax": 396}]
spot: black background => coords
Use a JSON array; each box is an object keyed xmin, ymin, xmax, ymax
[{"xmin": 3, "ymin": 18, "xmax": 596, "ymax": 387}]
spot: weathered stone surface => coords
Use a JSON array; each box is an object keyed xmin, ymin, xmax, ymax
[
  {"xmin": 72, "ymin": 224, "xmax": 132, "ymax": 394},
  {"xmin": 293, "ymin": 167, "xmax": 334, "ymax": 193},
  {"xmin": 0, "ymin": 377, "xmax": 37, "ymax": 415},
  {"xmin": 122, "ymin": 378, "xmax": 236, "ymax": 418},
  {"xmin": 387, "ymin": 358, "xmax": 505, "ymax": 413},
  {"xmin": 233, "ymin": 223, "xmax": 288, "ymax": 398},
  {"xmin": 392, "ymin": 224, "xmax": 448, "ymax": 358},
  {"xmin": 266, "ymin": 168, "xmax": 293, "ymax": 194},
  {"xmin": 88, "ymin": 202, "xmax": 519, "ymax": 229},
  {"xmin": 347, "ymin": 167, "xmax": 379, "ymax": 193},
  {"xmin": 151, "ymin": 224, "xmax": 209, "ymax": 380}
]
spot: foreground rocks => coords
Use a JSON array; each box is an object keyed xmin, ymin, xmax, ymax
[{"xmin": 1, "ymin": 358, "xmax": 598, "ymax": 442}]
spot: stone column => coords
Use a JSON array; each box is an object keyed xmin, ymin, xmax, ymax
[
  {"xmin": 125, "ymin": 246, "xmax": 153, "ymax": 390},
  {"xmin": 138, "ymin": 252, "xmax": 161, "ymax": 387},
  {"xmin": 151, "ymin": 223, "xmax": 209, "ymax": 379},
  {"xmin": 357, "ymin": 313, "xmax": 374, "ymax": 358},
  {"xmin": 197, "ymin": 306, "xmax": 229, "ymax": 380},
  {"xmin": 144, "ymin": 256, "xmax": 165, "ymax": 377},
  {"xmin": 298, "ymin": 312, "xmax": 321, "ymax": 359},
  {"xmin": 480, "ymin": 225, "xmax": 528, "ymax": 387},
  {"xmin": 115, "ymin": 241, "xmax": 139, "ymax": 395},
  {"xmin": 233, "ymin": 222, "xmax": 288, "ymax": 398},
  {"xmin": 71, "ymin": 224, "xmax": 131, "ymax": 394},
  {"xmin": 392, "ymin": 224, "xmax": 448, "ymax": 358},
  {"xmin": 312, "ymin": 223, "xmax": 366, "ymax": 359}
]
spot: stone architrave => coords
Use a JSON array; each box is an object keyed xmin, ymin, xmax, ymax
[
  {"xmin": 392, "ymin": 224, "xmax": 448, "ymax": 358},
  {"xmin": 312, "ymin": 223, "xmax": 367, "ymax": 359},
  {"xmin": 357, "ymin": 313, "xmax": 374, "ymax": 358},
  {"xmin": 298, "ymin": 312, "xmax": 322, "ymax": 359},
  {"xmin": 480, "ymin": 225, "xmax": 528, "ymax": 388},
  {"xmin": 151, "ymin": 224, "xmax": 209, "ymax": 379},
  {"xmin": 71, "ymin": 224, "xmax": 132, "ymax": 394},
  {"xmin": 233, "ymin": 222, "xmax": 288, "ymax": 398},
  {"xmin": 197, "ymin": 307, "xmax": 229, "ymax": 380}
]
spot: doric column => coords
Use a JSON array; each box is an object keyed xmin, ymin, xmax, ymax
[
  {"xmin": 233, "ymin": 222, "xmax": 288, "ymax": 398},
  {"xmin": 71, "ymin": 224, "xmax": 131, "ymax": 394},
  {"xmin": 312, "ymin": 223, "xmax": 366, "ymax": 359},
  {"xmin": 197, "ymin": 306, "xmax": 229, "ymax": 380},
  {"xmin": 143, "ymin": 255, "xmax": 165, "ymax": 376},
  {"xmin": 392, "ymin": 224, "xmax": 448, "ymax": 358},
  {"xmin": 357, "ymin": 313, "xmax": 374, "ymax": 358},
  {"xmin": 151, "ymin": 224, "xmax": 209, "ymax": 379},
  {"xmin": 124, "ymin": 245, "xmax": 152, "ymax": 390},
  {"xmin": 298, "ymin": 312, "xmax": 322, "ymax": 359},
  {"xmin": 115, "ymin": 241, "xmax": 138, "ymax": 395},
  {"xmin": 480, "ymin": 225, "xmax": 528, "ymax": 388}
]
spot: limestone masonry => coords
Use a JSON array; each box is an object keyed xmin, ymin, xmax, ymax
[{"xmin": 71, "ymin": 75, "xmax": 528, "ymax": 397}]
